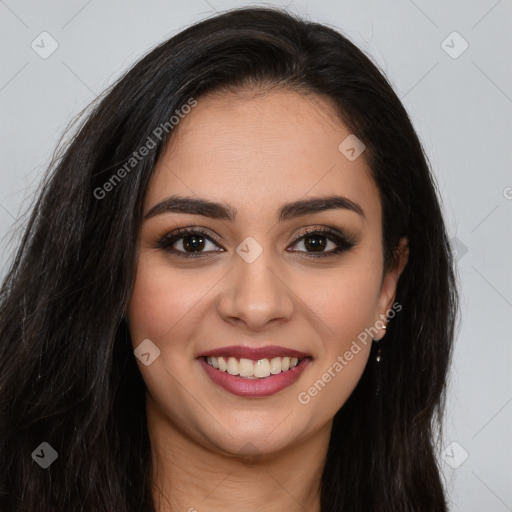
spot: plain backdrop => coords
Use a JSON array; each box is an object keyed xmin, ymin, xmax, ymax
[{"xmin": 1, "ymin": 1, "xmax": 511, "ymax": 510}]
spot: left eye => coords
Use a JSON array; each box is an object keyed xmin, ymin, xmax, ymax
[
  {"xmin": 289, "ymin": 233, "xmax": 340, "ymax": 254},
  {"xmin": 287, "ymin": 229, "xmax": 355, "ymax": 258}
]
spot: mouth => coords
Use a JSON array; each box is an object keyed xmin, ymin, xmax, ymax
[{"xmin": 196, "ymin": 345, "xmax": 312, "ymax": 397}]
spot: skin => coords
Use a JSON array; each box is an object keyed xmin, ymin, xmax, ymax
[{"xmin": 127, "ymin": 88, "xmax": 409, "ymax": 512}]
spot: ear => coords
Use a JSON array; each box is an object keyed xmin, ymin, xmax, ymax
[{"xmin": 373, "ymin": 236, "xmax": 409, "ymax": 341}]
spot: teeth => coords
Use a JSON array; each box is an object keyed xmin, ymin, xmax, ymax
[
  {"xmin": 207, "ymin": 356, "xmax": 218, "ymax": 369},
  {"xmin": 238, "ymin": 358, "xmax": 254, "ymax": 377},
  {"xmin": 227, "ymin": 357, "xmax": 238, "ymax": 376},
  {"xmin": 254, "ymin": 359, "xmax": 271, "ymax": 378},
  {"xmin": 269, "ymin": 357, "xmax": 281, "ymax": 374},
  {"xmin": 205, "ymin": 355, "xmax": 303, "ymax": 379}
]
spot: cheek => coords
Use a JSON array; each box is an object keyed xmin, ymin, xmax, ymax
[
  {"xmin": 291, "ymin": 262, "xmax": 380, "ymax": 413},
  {"xmin": 126, "ymin": 257, "xmax": 215, "ymax": 428},
  {"xmin": 127, "ymin": 255, "xmax": 212, "ymax": 344},
  {"xmin": 295, "ymin": 262, "xmax": 382, "ymax": 345}
]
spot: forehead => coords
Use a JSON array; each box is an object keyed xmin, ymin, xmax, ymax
[{"xmin": 145, "ymin": 89, "xmax": 381, "ymax": 226}]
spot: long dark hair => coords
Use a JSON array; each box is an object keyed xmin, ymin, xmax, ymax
[{"xmin": 0, "ymin": 6, "xmax": 458, "ymax": 511}]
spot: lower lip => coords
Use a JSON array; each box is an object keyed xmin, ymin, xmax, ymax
[{"xmin": 198, "ymin": 357, "xmax": 312, "ymax": 397}]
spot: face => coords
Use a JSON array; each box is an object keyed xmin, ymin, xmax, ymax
[{"xmin": 127, "ymin": 89, "xmax": 408, "ymax": 457}]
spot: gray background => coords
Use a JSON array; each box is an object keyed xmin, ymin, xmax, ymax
[{"xmin": 1, "ymin": 1, "xmax": 511, "ymax": 510}]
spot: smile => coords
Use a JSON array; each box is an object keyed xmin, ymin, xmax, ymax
[{"xmin": 196, "ymin": 345, "xmax": 312, "ymax": 397}]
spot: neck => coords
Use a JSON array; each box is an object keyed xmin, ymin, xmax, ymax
[{"xmin": 146, "ymin": 396, "xmax": 330, "ymax": 512}]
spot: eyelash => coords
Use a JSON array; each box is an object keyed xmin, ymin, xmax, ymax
[{"xmin": 156, "ymin": 225, "xmax": 357, "ymax": 259}]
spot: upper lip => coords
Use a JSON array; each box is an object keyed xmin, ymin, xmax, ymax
[{"xmin": 196, "ymin": 345, "xmax": 311, "ymax": 360}]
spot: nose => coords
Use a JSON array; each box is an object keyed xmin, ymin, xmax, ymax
[{"xmin": 217, "ymin": 252, "xmax": 295, "ymax": 331}]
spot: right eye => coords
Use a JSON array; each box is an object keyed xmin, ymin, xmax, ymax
[{"xmin": 157, "ymin": 227, "xmax": 225, "ymax": 258}]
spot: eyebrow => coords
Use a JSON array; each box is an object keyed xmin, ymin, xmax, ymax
[{"xmin": 144, "ymin": 194, "xmax": 365, "ymax": 222}]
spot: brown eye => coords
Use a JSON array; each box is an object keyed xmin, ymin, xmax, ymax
[
  {"xmin": 302, "ymin": 234, "xmax": 329, "ymax": 252},
  {"xmin": 287, "ymin": 228, "xmax": 356, "ymax": 258},
  {"xmin": 157, "ymin": 228, "xmax": 225, "ymax": 258},
  {"xmin": 180, "ymin": 233, "xmax": 207, "ymax": 252}
]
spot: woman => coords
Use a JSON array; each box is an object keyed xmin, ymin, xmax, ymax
[{"xmin": 0, "ymin": 6, "xmax": 458, "ymax": 512}]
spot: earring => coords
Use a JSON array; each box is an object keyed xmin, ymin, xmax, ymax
[
  {"xmin": 375, "ymin": 319, "xmax": 387, "ymax": 362},
  {"xmin": 375, "ymin": 318, "xmax": 388, "ymax": 363},
  {"xmin": 375, "ymin": 343, "xmax": 382, "ymax": 362}
]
